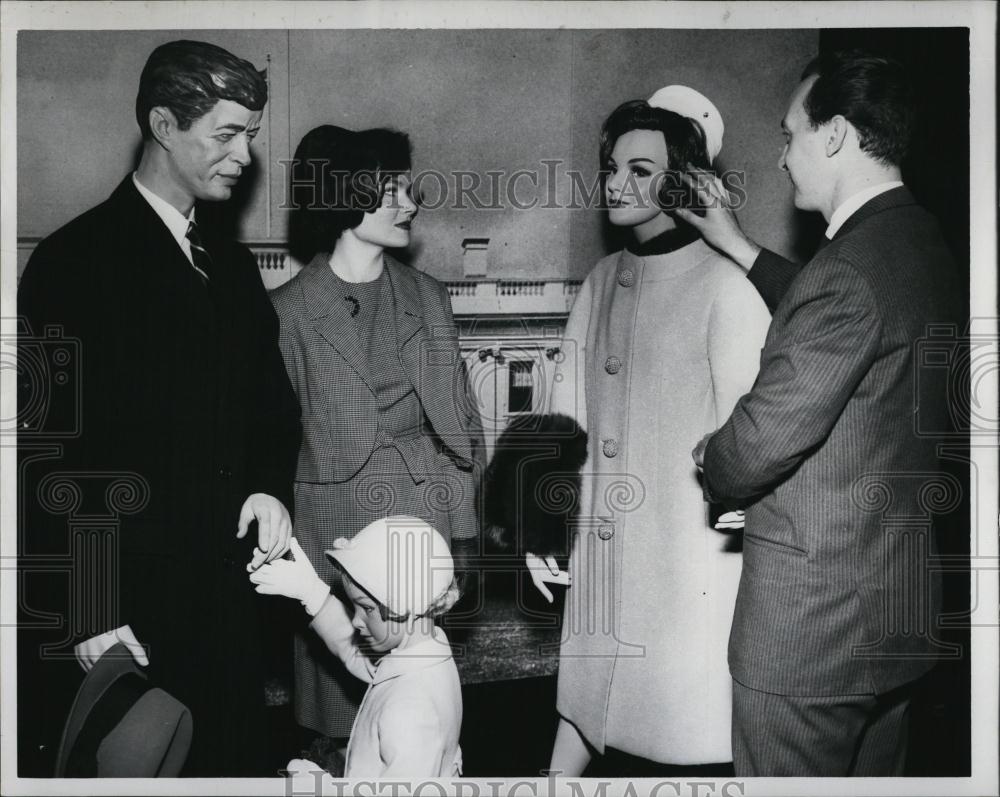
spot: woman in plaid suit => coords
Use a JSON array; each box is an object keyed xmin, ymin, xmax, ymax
[{"xmin": 270, "ymin": 125, "xmax": 483, "ymax": 745}]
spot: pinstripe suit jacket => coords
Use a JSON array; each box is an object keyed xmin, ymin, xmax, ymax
[
  {"xmin": 269, "ymin": 254, "xmax": 483, "ymax": 539},
  {"xmin": 704, "ymin": 187, "xmax": 960, "ymax": 696}
]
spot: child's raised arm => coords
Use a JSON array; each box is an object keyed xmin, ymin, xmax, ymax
[{"xmin": 249, "ymin": 539, "xmax": 373, "ymax": 682}]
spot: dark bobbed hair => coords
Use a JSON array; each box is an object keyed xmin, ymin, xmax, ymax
[
  {"xmin": 288, "ymin": 125, "xmax": 413, "ymax": 260},
  {"xmin": 599, "ymin": 100, "xmax": 712, "ymax": 173},
  {"xmin": 800, "ymin": 50, "xmax": 915, "ymax": 167},
  {"xmin": 136, "ymin": 40, "xmax": 267, "ymax": 140}
]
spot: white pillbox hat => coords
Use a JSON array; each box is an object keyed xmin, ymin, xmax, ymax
[
  {"xmin": 648, "ymin": 84, "xmax": 725, "ymax": 164},
  {"xmin": 326, "ymin": 516, "xmax": 454, "ymax": 617}
]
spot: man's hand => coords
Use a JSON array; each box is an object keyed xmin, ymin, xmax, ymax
[
  {"xmin": 238, "ymin": 493, "xmax": 292, "ymax": 570},
  {"xmin": 674, "ymin": 165, "xmax": 762, "ymax": 272},
  {"xmin": 74, "ymin": 624, "xmax": 148, "ymax": 672},
  {"xmin": 526, "ymin": 553, "xmax": 571, "ymax": 604},
  {"xmin": 692, "ymin": 432, "xmax": 714, "ymax": 471}
]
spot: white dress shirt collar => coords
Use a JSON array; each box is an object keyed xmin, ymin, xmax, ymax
[
  {"xmin": 825, "ymin": 180, "xmax": 904, "ymax": 240},
  {"xmin": 132, "ymin": 173, "xmax": 196, "ymax": 265}
]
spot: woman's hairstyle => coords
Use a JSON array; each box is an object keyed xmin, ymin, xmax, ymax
[
  {"xmin": 799, "ymin": 50, "xmax": 915, "ymax": 167},
  {"xmin": 135, "ymin": 40, "xmax": 267, "ymax": 140},
  {"xmin": 599, "ymin": 100, "xmax": 712, "ymax": 173},
  {"xmin": 288, "ymin": 125, "xmax": 412, "ymax": 260}
]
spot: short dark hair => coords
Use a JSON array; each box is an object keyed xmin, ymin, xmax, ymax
[
  {"xmin": 800, "ymin": 50, "xmax": 915, "ymax": 166},
  {"xmin": 599, "ymin": 100, "xmax": 711, "ymax": 173},
  {"xmin": 135, "ymin": 40, "xmax": 267, "ymax": 140},
  {"xmin": 288, "ymin": 125, "xmax": 412, "ymax": 259}
]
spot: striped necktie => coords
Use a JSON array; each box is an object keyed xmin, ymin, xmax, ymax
[{"xmin": 185, "ymin": 220, "xmax": 214, "ymax": 283}]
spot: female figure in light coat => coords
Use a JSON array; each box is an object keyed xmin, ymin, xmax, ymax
[{"xmin": 534, "ymin": 87, "xmax": 771, "ymax": 773}]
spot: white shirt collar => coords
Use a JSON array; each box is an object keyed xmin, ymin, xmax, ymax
[
  {"xmin": 825, "ymin": 180, "xmax": 904, "ymax": 240},
  {"xmin": 132, "ymin": 172, "xmax": 195, "ymax": 262}
]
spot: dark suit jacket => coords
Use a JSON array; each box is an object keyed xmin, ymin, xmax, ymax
[
  {"xmin": 17, "ymin": 175, "xmax": 301, "ymax": 774},
  {"xmin": 269, "ymin": 253, "xmax": 484, "ymax": 542},
  {"xmin": 704, "ymin": 187, "xmax": 960, "ymax": 696}
]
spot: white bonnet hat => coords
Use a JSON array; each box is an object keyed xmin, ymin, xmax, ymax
[
  {"xmin": 326, "ymin": 516, "xmax": 454, "ymax": 617},
  {"xmin": 648, "ymin": 84, "xmax": 724, "ymax": 164}
]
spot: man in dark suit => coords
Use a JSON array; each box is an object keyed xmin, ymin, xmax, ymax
[
  {"xmin": 18, "ymin": 40, "xmax": 301, "ymax": 776},
  {"xmin": 687, "ymin": 53, "xmax": 961, "ymax": 775}
]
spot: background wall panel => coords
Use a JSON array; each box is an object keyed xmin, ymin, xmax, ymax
[
  {"xmin": 17, "ymin": 29, "xmax": 290, "ymax": 242},
  {"xmin": 17, "ymin": 28, "xmax": 816, "ymax": 280}
]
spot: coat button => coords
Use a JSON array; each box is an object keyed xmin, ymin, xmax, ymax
[
  {"xmin": 604, "ymin": 356, "xmax": 621, "ymax": 375},
  {"xmin": 602, "ymin": 438, "xmax": 619, "ymax": 458},
  {"xmin": 617, "ymin": 269, "xmax": 635, "ymax": 288},
  {"xmin": 598, "ymin": 524, "xmax": 615, "ymax": 541}
]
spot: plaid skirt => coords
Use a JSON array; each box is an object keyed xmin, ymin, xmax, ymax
[{"xmin": 292, "ymin": 441, "xmax": 456, "ymax": 737}]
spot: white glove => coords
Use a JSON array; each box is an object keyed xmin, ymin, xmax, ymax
[
  {"xmin": 249, "ymin": 538, "xmax": 330, "ymax": 615},
  {"xmin": 74, "ymin": 624, "xmax": 148, "ymax": 672},
  {"xmin": 285, "ymin": 758, "xmax": 331, "ymax": 789},
  {"xmin": 525, "ymin": 552, "xmax": 571, "ymax": 603},
  {"xmin": 286, "ymin": 757, "xmax": 322, "ymax": 776},
  {"xmin": 714, "ymin": 510, "xmax": 745, "ymax": 530}
]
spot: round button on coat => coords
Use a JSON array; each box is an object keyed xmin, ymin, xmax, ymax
[
  {"xmin": 597, "ymin": 524, "xmax": 615, "ymax": 541},
  {"xmin": 617, "ymin": 269, "xmax": 635, "ymax": 288},
  {"xmin": 602, "ymin": 438, "xmax": 619, "ymax": 458},
  {"xmin": 604, "ymin": 356, "xmax": 622, "ymax": 375}
]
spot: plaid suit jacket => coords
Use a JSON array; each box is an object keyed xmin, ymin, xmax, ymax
[
  {"xmin": 269, "ymin": 254, "xmax": 484, "ymax": 533},
  {"xmin": 704, "ymin": 187, "xmax": 961, "ymax": 696}
]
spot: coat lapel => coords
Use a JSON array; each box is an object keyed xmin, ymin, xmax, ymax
[
  {"xmin": 113, "ymin": 177, "xmax": 207, "ymax": 284},
  {"xmin": 384, "ymin": 255, "xmax": 424, "ymax": 348},
  {"xmin": 300, "ymin": 254, "xmax": 376, "ymax": 393},
  {"xmin": 384, "ymin": 257, "xmax": 473, "ymax": 463},
  {"xmin": 111, "ymin": 176, "xmax": 217, "ymax": 322},
  {"xmin": 831, "ymin": 185, "xmax": 916, "ymax": 243},
  {"xmin": 385, "ymin": 256, "xmax": 428, "ymax": 401}
]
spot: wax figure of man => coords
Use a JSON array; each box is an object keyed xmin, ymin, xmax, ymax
[
  {"xmin": 687, "ymin": 52, "xmax": 962, "ymax": 776},
  {"xmin": 18, "ymin": 40, "xmax": 301, "ymax": 776}
]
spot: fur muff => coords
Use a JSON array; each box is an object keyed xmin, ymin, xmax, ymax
[{"xmin": 484, "ymin": 413, "xmax": 588, "ymax": 559}]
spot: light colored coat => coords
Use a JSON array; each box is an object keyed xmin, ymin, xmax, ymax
[
  {"xmin": 550, "ymin": 239, "xmax": 770, "ymax": 764},
  {"xmin": 310, "ymin": 597, "xmax": 463, "ymax": 779}
]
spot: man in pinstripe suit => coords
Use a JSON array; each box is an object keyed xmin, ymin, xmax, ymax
[{"xmin": 689, "ymin": 53, "xmax": 961, "ymax": 776}]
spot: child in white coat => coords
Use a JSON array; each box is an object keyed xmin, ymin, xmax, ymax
[{"xmin": 249, "ymin": 516, "xmax": 463, "ymax": 779}]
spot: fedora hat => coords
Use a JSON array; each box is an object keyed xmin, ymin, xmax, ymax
[{"xmin": 55, "ymin": 643, "xmax": 192, "ymax": 777}]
